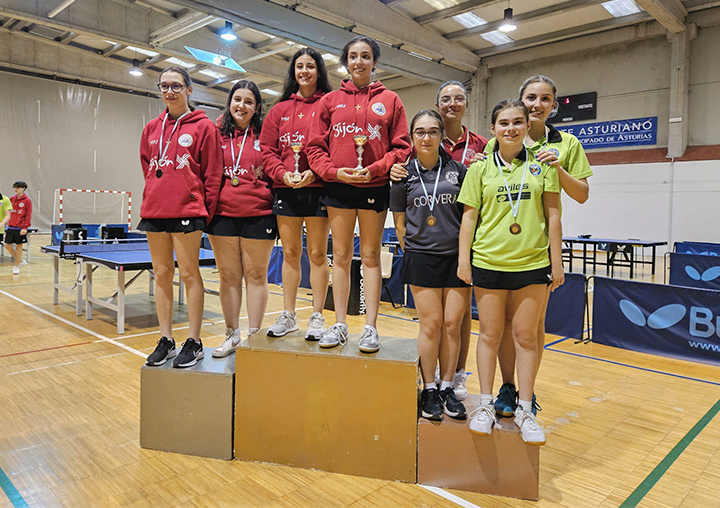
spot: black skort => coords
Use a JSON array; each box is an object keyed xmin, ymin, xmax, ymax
[
  {"xmin": 4, "ymin": 229, "xmax": 28, "ymax": 244},
  {"xmin": 321, "ymin": 183, "xmax": 389, "ymax": 213},
  {"xmin": 401, "ymin": 251, "xmax": 469, "ymax": 288},
  {"xmin": 138, "ymin": 218, "xmax": 206, "ymax": 234},
  {"xmin": 472, "ymin": 265, "xmax": 552, "ymax": 291},
  {"xmin": 273, "ymin": 187, "xmax": 327, "ymax": 218},
  {"xmin": 205, "ymin": 215, "xmax": 277, "ymax": 240}
]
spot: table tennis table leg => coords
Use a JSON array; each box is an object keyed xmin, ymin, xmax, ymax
[
  {"xmin": 149, "ymin": 270, "xmax": 155, "ymax": 297},
  {"xmin": 117, "ymin": 269, "xmax": 125, "ymax": 335},
  {"xmin": 178, "ymin": 274, "xmax": 185, "ymax": 306},
  {"xmin": 75, "ymin": 260, "xmax": 83, "ymax": 316},
  {"xmin": 651, "ymin": 246, "xmax": 657, "ymax": 275},
  {"xmin": 86, "ymin": 262, "xmax": 93, "ymax": 319},
  {"xmin": 53, "ymin": 255, "xmax": 59, "ymax": 305}
]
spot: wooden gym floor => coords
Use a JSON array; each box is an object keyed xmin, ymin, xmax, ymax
[{"xmin": 0, "ymin": 236, "xmax": 719, "ymax": 508}]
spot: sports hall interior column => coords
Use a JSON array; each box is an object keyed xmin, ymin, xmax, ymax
[
  {"xmin": 468, "ymin": 64, "xmax": 490, "ymax": 136},
  {"xmin": 666, "ymin": 23, "xmax": 696, "ymax": 158}
]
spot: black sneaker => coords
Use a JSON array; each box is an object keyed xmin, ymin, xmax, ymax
[
  {"xmin": 146, "ymin": 337, "xmax": 176, "ymax": 366},
  {"xmin": 439, "ymin": 387, "xmax": 467, "ymax": 420},
  {"xmin": 421, "ymin": 388, "xmax": 443, "ymax": 421},
  {"xmin": 173, "ymin": 338, "xmax": 204, "ymax": 368}
]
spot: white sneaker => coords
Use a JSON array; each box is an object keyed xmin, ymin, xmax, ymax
[
  {"xmin": 305, "ymin": 312, "xmax": 326, "ymax": 341},
  {"xmin": 453, "ymin": 370, "xmax": 469, "ymax": 401},
  {"xmin": 19, "ymin": 260, "xmax": 27, "ymax": 267},
  {"xmin": 469, "ymin": 403, "xmax": 496, "ymax": 436},
  {"xmin": 267, "ymin": 311, "xmax": 298, "ymax": 337},
  {"xmin": 319, "ymin": 323, "xmax": 349, "ymax": 349},
  {"xmin": 358, "ymin": 325, "xmax": 380, "ymax": 353},
  {"xmin": 212, "ymin": 328, "xmax": 242, "ymax": 358},
  {"xmin": 12, "ymin": 266, "xmax": 20, "ymax": 275},
  {"xmin": 515, "ymin": 408, "xmax": 546, "ymax": 446}
]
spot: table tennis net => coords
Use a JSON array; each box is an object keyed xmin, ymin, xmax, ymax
[{"xmin": 59, "ymin": 239, "xmax": 150, "ymax": 257}]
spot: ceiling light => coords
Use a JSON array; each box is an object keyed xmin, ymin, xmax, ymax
[
  {"xmin": 498, "ymin": 7, "xmax": 517, "ymax": 32},
  {"xmin": 219, "ymin": 21, "xmax": 237, "ymax": 41},
  {"xmin": 129, "ymin": 59, "xmax": 143, "ymax": 77}
]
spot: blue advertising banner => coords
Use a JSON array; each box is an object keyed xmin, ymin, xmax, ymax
[
  {"xmin": 675, "ymin": 241, "xmax": 720, "ymax": 256},
  {"xmin": 557, "ymin": 117, "xmax": 657, "ymax": 150},
  {"xmin": 593, "ymin": 277, "xmax": 720, "ymax": 367},
  {"xmin": 669, "ymin": 253, "xmax": 720, "ymax": 290}
]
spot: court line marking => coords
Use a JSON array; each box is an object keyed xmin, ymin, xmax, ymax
[
  {"xmin": 7, "ymin": 360, "xmax": 81, "ymax": 376},
  {"xmin": 0, "ymin": 290, "xmax": 145, "ymax": 359},
  {"xmin": 0, "ymin": 341, "xmax": 92, "ymax": 358},
  {"xmin": 0, "ymin": 466, "xmax": 28, "ymax": 508},
  {"xmin": 419, "ymin": 485, "xmax": 482, "ymax": 508},
  {"xmin": 619, "ymin": 397, "xmax": 720, "ymax": 507}
]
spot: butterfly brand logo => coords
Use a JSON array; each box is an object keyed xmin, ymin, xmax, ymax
[
  {"xmin": 619, "ymin": 298, "xmax": 720, "ymax": 339},
  {"xmin": 685, "ymin": 266, "xmax": 720, "ymax": 282}
]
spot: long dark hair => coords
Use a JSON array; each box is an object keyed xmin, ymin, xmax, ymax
[
  {"xmin": 159, "ymin": 66, "xmax": 195, "ymax": 111},
  {"xmin": 410, "ymin": 109, "xmax": 451, "ymax": 163},
  {"xmin": 219, "ymin": 80, "xmax": 263, "ymax": 138},
  {"xmin": 277, "ymin": 48, "xmax": 332, "ymax": 103}
]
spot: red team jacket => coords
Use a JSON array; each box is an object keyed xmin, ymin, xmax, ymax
[
  {"xmin": 139, "ymin": 109, "xmax": 223, "ymax": 220},
  {"xmin": 8, "ymin": 193, "xmax": 32, "ymax": 229},
  {"xmin": 307, "ymin": 80, "xmax": 411, "ymax": 187},
  {"xmin": 443, "ymin": 126, "xmax": 488, "ymax": 166},
  {"xmin": 214, "ymin": 119, "xmax": 273, "ymax": 217},
  {"xmin": 261, "ymin": 90, "xmax": 325, "ymax": 189}
]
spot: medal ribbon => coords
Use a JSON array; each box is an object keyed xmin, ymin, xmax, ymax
[
  {"xmin": 493, "ymin": 151, "xmax": 529, "ymax": 223},
  {"xmin": 415, "ymin": 158, "xmax": 443, "ymax": 215},
  {"xmin": 524, "ymin": 125, "xmax": 550, "ymax": 152},
  {"xmin": 158, "ymin": 110, "xmax": 190, "ymax": 162},
  {"xmin": 230, "ymin": 128, "xmax": 250, "ymax": 176}
]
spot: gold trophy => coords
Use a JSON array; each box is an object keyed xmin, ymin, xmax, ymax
[
  {"xmin": 289, "ymin": 142, "xmax": 303, "ymax": 183},
  {"xmin": 353, "ymin": 135, "xmax": 368, "ymax": 174}
]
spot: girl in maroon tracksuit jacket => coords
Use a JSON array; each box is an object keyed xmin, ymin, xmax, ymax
[
  {"xmin": 260, "ymin": 48, "xmax": 333, "ymax": 341},
  {"xmin": 307, "ymin": 36, "xmax": 411, "ymax": 353},
  {"xmin": 205, "ymin": 80, "xmax": 276, "ymax": 359},
  {"xmin": 140, "ymin": 66, "xmax": 223, "ymax": 369}
]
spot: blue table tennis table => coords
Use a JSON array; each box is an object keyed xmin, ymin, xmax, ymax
[{"xmin": 42, "ymin": 239, "xmax": 216, "ymax": 334}]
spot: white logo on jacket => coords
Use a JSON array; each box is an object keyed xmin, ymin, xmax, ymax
[
  {"xmin": 148, "ymin": 157, "xmax": 174, "ymax": 175},
  {"xmin": 463, "ymin": 149, "xmax": 476, "ymax": 163},
  {"xmin": 18, "ymin": 203, "xmax": 24, "ymax": 208},
  {"xmin": 332, "ymin": 122, "xmax": 364, "ymax": 138},
  {"xmin": 413, "ymin": 193, "xmax": 458, "ymax": 207},
  {"xmin": 445, "ymin": 171, "xmax": 459, "ymax": 185},
  {"xmin": 176, "ymin": 154, "xmax": 190, "ymax": 169},
  {"xmin": 334, "ymin": 104, "xmax": 346, "ymax": 110},
  {"xmin": 178, "ymin": 134, "xmax": 193, "ymax": 147},
  {"xmin": 149, "ymin": 139, "xmax": 159, "ymax": 145},
  {"xmin": 279, "ymin": 131, "xmax": 306, "ymax": 147},
  {"xmin": 367, "ymin": 124, "xmax": 381, "ymax": 141},
  {"xmin": 371, "ymin": 102, "xmax": 386, "ymax": 116},
  {"xmin": 281, "ymin": 116, "xmax": 290, "ymax": 122}
]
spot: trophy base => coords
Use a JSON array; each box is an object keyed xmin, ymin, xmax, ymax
[{"xmin": 289, "ymin": 173, "xmax": 303, "ymax": 183}]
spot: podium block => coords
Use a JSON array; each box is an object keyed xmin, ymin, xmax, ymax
[
  {"xmin": 234, "ymin": 331, "xmax": 418, "ymax": 482},
  {"xmin": 140, "ymin": 348, "xmax": 235, "ymax": 460},
  {"xmin": 418, "ymin": 395, "xmax": 539, "ymax": 500}
]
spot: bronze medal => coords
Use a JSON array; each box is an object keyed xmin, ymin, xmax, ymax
[
  {"xmin": 231, "ymin": 176, "xmax": 240, "ymax": 187},
  {"xmin": 426, "ymin": 215, "xmax": 437, "ymax": 227},
  {"xmin": 509, "ymin": 222, "xmax": 522, "ymax": 235},
  {"xmin": 155, "ymin": 169, "xmax": 163, "ymax": 178}
]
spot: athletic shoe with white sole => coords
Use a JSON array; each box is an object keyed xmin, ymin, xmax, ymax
[
  {"xmin": 173, "ymin": 338, "xmax": 204, "ymax": 368},
  {"xmin": 494, "ymin": 383, "xmax": 518, "ymax": 417},
  {"xmin": 146, "ymin": 336, "xmax": 176, "ymax": 366},
  {"xmin": 358, "ymin": 325, "xmax": 380, "ymax": 353},
  {"xmin": 19, "ymin": 260, "xmax": 27, "ymax": 267},
  {"xmin": 12, "ymin": 266, "xmax": 20, "ymax": 275},
  {"xmin": 453, "ymin": 370, "xmax": 469, "ymax": 401},
  {"xmin": 469, "ymin": 402, "xmax": 496, "ymax": 435},
  {"xmin": 421, "ymin": 388, "xmax": 443, "ymax": 421},
  {"xmin": 267, "ymin": 311, "xmax": 298, "ymax": 337},
  {"xmin": 319, "ymin": 323, "xmax": 349, "ymax": 349},
  {"xmin": 439, "ymin": 387, "xmax": 467, "ymax": 419},
  {"xmin": 212, "ymin": 328, "xmax": 242, "ymax": 358},
  {"xmin": 305, "ymin": 312, "xmax": 326, "ymax": 341},
  {"xmin": 515, "ymin": 407, "xmax": 546, "ymax": 446}
]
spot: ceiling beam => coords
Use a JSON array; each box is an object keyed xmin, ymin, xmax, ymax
[
  {"xmin": 415, "ymin": 0, "xmax": 501, "ymax": 25},
  {"xmin": 475, "ymin": 12, "xmax": 652, "ymax": 57},
  {"xmin": 635, "ymin": 0, "xmax": 687, "ymax": 32},
  {"xmin": 445, "ymin": 0, "xmax": 603, "ymax": 41},
  {"xmin": 166, "ymin": 0, "xmax": 475, "ymax": 84},
  {"xmin": 100, "ymin": 42, "xmax": 126, "ymax": 56},
  {"xmin": 55, "ymin": 30, "xmax": 77, "ymax": 43},
  {"xmin": 139, "ymin": 54, "xmax": 169, "ymax": 68},
  {"xmin": 0, "ymin": 0, "xmax": 289, "ymax": 82},
  {"xmin": 254, "ymin": 37, "xmax": 285, "ymax": 50},
  {"xmin": 149, "ymin": 11, "xmax": 216, "ymax": 46},
  {"xmin": 8, "ymin": 20, "xmax": 26, "ymax": 31},
  {"xmin": 47, "ymin": 0, "xmax": 78, "ymax": 19}
]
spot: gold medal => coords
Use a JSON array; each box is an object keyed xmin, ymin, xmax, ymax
[
  {"xmin": 426, "ymin": 215, "xmax": 437, "ymax": 227},
  {"xmin": 231, "ymin": 176, "xmax": 240, "ymax": 187},
  {"xmin": 509, "ymin": 222, "xmax": 522, "ymax": 235}
]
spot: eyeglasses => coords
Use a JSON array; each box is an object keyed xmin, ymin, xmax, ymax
[
  {"xmin": 157, "ymin": 83, "xmax": 186, "ymax": 93},
  {"xmin": 439, "ymin": 95, "xmax": 466, "ymax": 106},
  {"xmin": 413, "ymin": 129, "xmax": 442, "ymax": 139}
]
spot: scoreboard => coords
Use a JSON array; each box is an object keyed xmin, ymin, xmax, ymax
[{"xmin": 548, "ymin": 91, "xmax": 597, "ymax": 124}]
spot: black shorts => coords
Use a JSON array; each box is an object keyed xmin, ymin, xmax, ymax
[
  {"xmin": 205, "ymin": 215, "xmax": 277, "ymax": 240},
  {"xmin": 273, "ymin": 187, "xmax": 328, "ymax": 218},
  {"xmin": 472, "ymin": 265, "xmax": 552, "ymax": 291},
  {"xmin": 137, "ymin": 218, "xmax": 206, "ymax": 234},
  {"xmin": 401, "ymin": 251, "xmax": 469, "ymax": 288},
  {"xmin": 321, "ymin": 183, "xmax": 389, "ymax": 213},
  {"xmin": 4, "ymin": 229, "xmax": 27, "ymax": 244}
]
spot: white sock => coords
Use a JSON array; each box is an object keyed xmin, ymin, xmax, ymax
[
  {"xmin": 426, "ymin": 381, "xmax": 438, "ymax": 390},
  {"xmin": 518, "ymin": 399, "xmax": 532, "ymax": 413},
  {"xmin": 248, "ymin": 327, "xmax": 259, "ymax": 336},
  {"xmin": 480, "ymin": 394, "xmax": 493, "ymax": 406},
  {"xmin": 440, "ymin": 380, "xmax": 453, "ymax": 391}
]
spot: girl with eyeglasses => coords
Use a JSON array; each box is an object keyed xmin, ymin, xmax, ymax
[
  {"xmin": 390, "ymin": 110, "xmax": 469, "ymax": 421},
  {"xmin": 207, "ymin": 81, "xmax": 278, "ymax": 358},
  {"xmin": 307, "ymin": 35, "xmax": 411, "ymax": 353},
  {"xmin": 141, "ymin": 66, "xmax": 223, "ymax": 368}
]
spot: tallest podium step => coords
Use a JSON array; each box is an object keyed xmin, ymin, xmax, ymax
[{"xmin": 234, "ymin": 330, "xmax": 419, "ymax": 482}]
